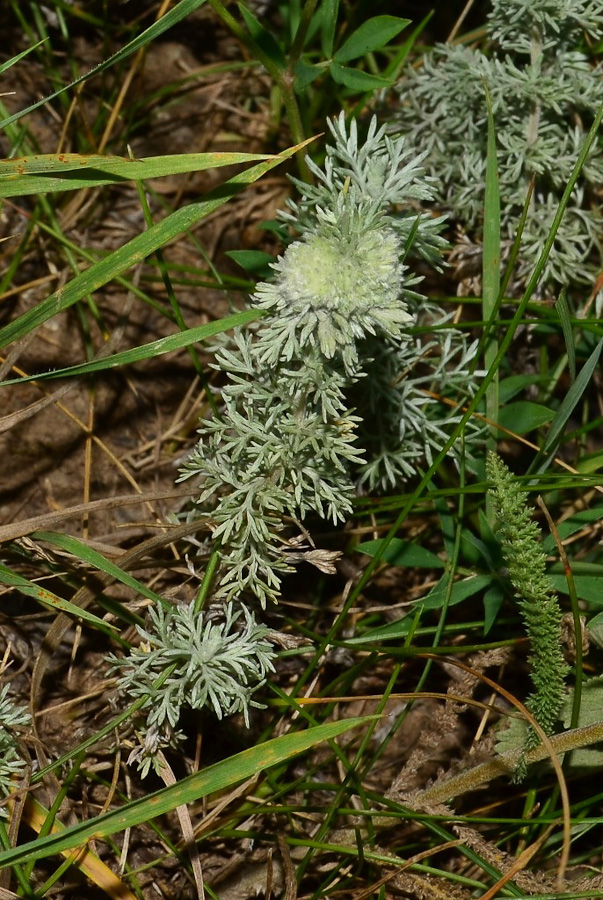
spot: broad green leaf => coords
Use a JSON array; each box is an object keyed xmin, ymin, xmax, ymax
[
  {"xmin": 587, "ymin": 611, "xmax": 603, "ymax": 647},
  {"xmin": 0, "ymin": 141, "xmax": 309, "ymax": 350},
  {"xmin": 293, "ymin": 59, "xmax": 327, "ymax": 92},
  {"xmin": 320, "ymin": 0, "xmax": 339, "ymax": 57},
  {"xmin": 498, "ymin": 374, "xmax": 546, "ymax": 404},
  {"xmin": 225, "ymin": 249, "xmax": 275, "ymax": 277},
  {"xmin": 0, "ymin": 310, "xmax": 263, "ymax": 385},
  {"xmin": 533, "ymin": 339, "xmax": 603, "ymax": 474},
  {"xmin": 0, "ymin": 151, "xmax": 273, "ymax": 198},
  {"xmin": 333, "ymin": 16, "xmax": 410, "ymax": 63},
  {"xmin": 0, "ymin": 716, "xmax": 373, "ymax": 868},
  {"xmin": 347, "ymin": 575, "xmax": 493, "ymax": 644},
  {"xmin": 330, "ymin": 62, "xmax": 391, "ymax": 90},
  {"xmin": 495, "ymin": 718, "xmax": 527, "ymax": 757},
  {"xmin": 498, "ymin": 401, "xmax": 555, "ymax": 434},
  {"xmin": 577, "ymin": 448, "xmax": 603, "ymax": 474},
  {"xmin": 549, "ymin": 575, "xmax": 603, "ymax": 605},
  {"xmin": 483, "ymin": 583, "xmax": 504, "ymax": 634},
  {"xmin": 561, "ymin": 677, "xmax": 603, "ymax": 767},
  {"xmin": 356, "ymin": 538, "xmax": 445, "ymax": 569},
  {"xmin": 0, "ymin": 563, "xmax": 115, "ymax": 629},
  {"xmin": 237, "ymin": 2, "xmax": 287, "ymax": 70},
  {"xmin": 434, "ymin": 489, "xmax": 457, "ymax": 560},
  {"xmin": 0, "ymin": 0, "xmax": 207, "ymax": 131},
  {"xmin": 420, "ymin": 573, "xmax": 493, "ymax": 610},
  {"xmin": 461, "ymin": 527, "xmax": 495, "ymax": 568},
  {"xmin": 542, "ymin": 506, "xmax": 603, "ymax": 552}
]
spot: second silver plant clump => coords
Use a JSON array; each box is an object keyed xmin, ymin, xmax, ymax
[
  {"xmin": 395, "ymin": 0, "xmax": 603, "ymax": 292},
  {"xmin": 179, "ymin": 113, "xmax": 482, "ymax": 606}
]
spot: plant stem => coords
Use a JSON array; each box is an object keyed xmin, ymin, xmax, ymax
[
  {"xmin": 290, "ymin": 0, "xmax": 320, "ymax": 63},
  {"xmin": 416, "ymin": 720, "xmax": 603, "ymax": 805},
  {"xmin": 206, "ymin": 0, "xmax": 311, "ymax": 180}
]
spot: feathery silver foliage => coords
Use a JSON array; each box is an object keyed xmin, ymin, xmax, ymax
[
  {"xmin": 109, "ymin": 601, "xmax": 276, "ymax": 775},
  {"xmin": 0, "ymin": 683, "xmax": 30, "ymax": 814},
  {"xmin": 179, "ymin": 113, "xmax": 481, "ymax": 604},
  {"xmin": 395, "ymin": 0, "xmax": 603, "ymax": 290}
]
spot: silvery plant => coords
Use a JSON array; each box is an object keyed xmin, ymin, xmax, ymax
[
  {"xmin": 395, "ymin": 0, "xmax": 603, "ymax": 292},
  {"xmin": 112, "ymin": 115, "xmax": 483, "ymax": 763},
  {"xmin": 179, "ymin": 113, "xmax": 482, "ymax": 606},
  {"xmin": 0, "ymin": 684, "xmax": 30, "ymax": 813}
]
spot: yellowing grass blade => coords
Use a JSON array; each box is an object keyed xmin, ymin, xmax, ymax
[
  {"xmin": 0, "ymin": 151, "xmax": 275, "ymax": 197},
  {"xmin": 20, "ymin": 797, "xmax": 137, "ymax": 900},
  {"xmin": 0, "ymin": 138, "xmax": 314, "ymax": 350},
  {"xmin": 0, "ymin": 563, "xmax": 116, "ymax": 630}
]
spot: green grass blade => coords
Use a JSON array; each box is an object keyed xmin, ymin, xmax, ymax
[
  {"xmin": 0, "ymin": 0, "xmax": 207, "ymax": 131},
  {"xmin": 0, "ymin": 563, "xmax": 116, "ymax": 629},
  {"xmin": 382, "ymin": 11, "xmax": 433, "ymax": 80},
  {"xmin": 0, "ymin": 40, "xmax": 46, "ymax": 75},
  {"xmin": 32, "ymin": 531, "xmax": 166, "ymax": 609},
  {"xmin": 555, "ymin": 289, "xmax": 576, "ymax": 383},
  {"xmin": 0, "ymin": 142, "xmax": 309, "ymax": 350},
  {"xmin": 0, "ymin": 151, "xmax": 274, "ymax": 198},
  {"xmin": 0, "ymin": 310, "xmax": 263, "ymax": 385},
  {"xmin": 482, "ymin": 84, "xmax": 501, "ymax": 530},
  {"xmin": 0, "ymin": 717, "xmax": 374, "ymax": 868},
  {"xmin": 532, "ymin": 338, "xmax": 603, "ymax": 474},
  {"xmin": 473, "ymin": 178, "xmax": 534, "ymax": 372}
]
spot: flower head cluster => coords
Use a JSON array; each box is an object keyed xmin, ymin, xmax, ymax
[
  {"xmin": 253, "ymin": 227, "xmax": 410, "ymax": 372},
  {"xmin": 0, "ymin": 683, "xmax": 30, "ymax": 814},
  {"xmin": 395, "ymin": 0, "xmax": 603, "ymax": 290},
  {"xmin": 109, "ymin": 601, "xmax": 276, "ymax": 775}
]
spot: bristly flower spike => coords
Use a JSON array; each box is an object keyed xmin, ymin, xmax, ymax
[{"xmin": 487, "ymin": 451, "xmax": 568, "ymax": 740}]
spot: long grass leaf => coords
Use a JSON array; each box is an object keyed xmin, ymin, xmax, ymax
[
  {"xmin": 532, "ymin": 338, "xmax": 603, "ymax": 474},
  {"xmin": 0, "ymin": 151, "xmax": 274, "ymax": 197},
  {"xmin": 32, "ymin": 531, "xmax": 165, "ymax": 608},
  {"xmin": 0, "ymin": 563, "xmax": 115, "ymax": 629},
  {"xmin": 555, "ymin": 289, "xmax": 576, "ymax": 383},
  {"xmin": 0, "ymin": 717, "xmax": 373, "ymax": 867},
  {"xmin": 21, "ymin": 797, "xmax": 137, "ymax": 900},
  {"xmin": 0, "ymin": 141, "xmax": 310, "ymax": 350},
  {"xmin": 482, "ymin": 85, "xmax": 501, "ymax": 532},
  {"xmin": 0, "ymin": 310, "xmax": 263, "ymax": 385},
  {"xmin": 0, "ymin": 40, "xmax": 46, "ymax": 75}
]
